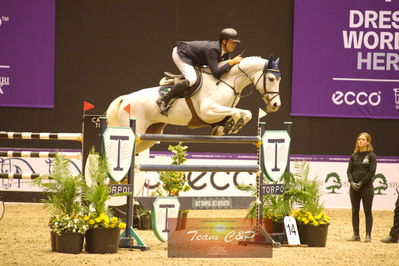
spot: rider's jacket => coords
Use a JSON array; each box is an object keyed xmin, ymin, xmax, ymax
[{"xmin": 176, "ymin": 40, "xmax": 232, "ymax": 79}]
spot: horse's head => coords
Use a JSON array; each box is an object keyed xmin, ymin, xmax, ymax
[{"xmin": 255, "ymin": 55, "xmax": 281, "ymax": 113}]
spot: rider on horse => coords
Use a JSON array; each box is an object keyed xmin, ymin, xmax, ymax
[{"xmin": 157, "ymin": 28, "xmax": 243, "ymax": 115}]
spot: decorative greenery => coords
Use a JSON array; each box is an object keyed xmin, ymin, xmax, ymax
[
  {"xmin": 81, "ymin": 149, "xmax": 129, "ymax": 229},
  {"xmin": 81, "ymin": 151, "xmax": 111, "ymax": 216},
  {"xmin": 50, "ymin": 214, "xmax": 88, "ymax": 235},
  {"xmin": 238, "ymin": 171, "xmax": 307, "ymax": 223},
  {"xmin": 292, "ymin": 161, "xmax": 330, "ymax": 226},
  {"xmin": 84, "ymin": 212, "xmax": 126, "ymax": 229},
  {"xmin": 238, "ymin": 161, "xmax": 330, "ymax": 226},
  {"xmin": 153, "ymin": 142, "xmax": 190, "ymax": 196},
  {"xmin": 33, "ymin": 155, "xmax": 84, "ymax": 217}
]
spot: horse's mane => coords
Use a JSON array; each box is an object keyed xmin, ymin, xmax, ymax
[
  {"xmin": 240, "ymin": 56, "xmax": 266, "ymax": 66},
  {"xmin": 217, "ymin": 56, "xmax": 265, "ymax": 69}
]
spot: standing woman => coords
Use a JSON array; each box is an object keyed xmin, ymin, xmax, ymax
[{"xmin": 347, "ymin": 132, "xmax": 377, "ymax": 242}]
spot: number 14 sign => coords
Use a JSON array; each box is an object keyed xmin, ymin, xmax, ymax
[{"xmin": 284, "ymin": 216, "xmax": 301, "ymax": 245}]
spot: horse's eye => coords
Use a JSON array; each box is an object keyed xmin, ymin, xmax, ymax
[{"xmin": 268, "ymin": 77, "xmax": 274, "ymax": 82}]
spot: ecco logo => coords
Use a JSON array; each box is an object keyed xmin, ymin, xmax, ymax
[{"xmin": 332, "ymin": 91, "xmax": 381, "ymax": 106}]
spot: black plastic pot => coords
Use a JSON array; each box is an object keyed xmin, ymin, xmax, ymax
[
  {"xmin": 297, "ymin": 223, "xmax": 329, "ymax": 247},
  {"xmin": 56, "ymin": 232, "xmax": 84, "ymax": 254},
  {"xmin": 139, "ymin": 214, "xmax": 152, "ymax": 230},
  {"xmin": 85, "ymin": 227, "xmax": 120, "ymax": 253},
  {"xmin": 50, "ymin": 231, "xmax": 57, "ymax": 252}
]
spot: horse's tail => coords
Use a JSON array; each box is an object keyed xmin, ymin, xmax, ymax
[{"xmin": 106, "ymin": 95, "xmax": 125, "ymax": 127}]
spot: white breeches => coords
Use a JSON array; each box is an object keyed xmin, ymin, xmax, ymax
[{"xmin": 172, "ymin": 47, "xmax": 197, "ymax": 86}]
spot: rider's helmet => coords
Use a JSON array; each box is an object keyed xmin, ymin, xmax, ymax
[{"xmin": 219, "ymin": 28, "xmax": 240, "ymax": 42}]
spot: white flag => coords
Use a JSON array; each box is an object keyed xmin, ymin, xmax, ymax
[{"xmin": 258, "ymin": 108, "xmax": 267, "ymax": 119}]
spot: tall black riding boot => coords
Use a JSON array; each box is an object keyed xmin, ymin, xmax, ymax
[{"xmin": 157, "ymin": 79, "xmax": 189, "ymax": 115}]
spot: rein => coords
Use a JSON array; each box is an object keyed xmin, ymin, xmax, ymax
[
  {"xmin": 204, "ymin": 60, "xmax": 280, "ymax": 107},
  {"xmin": 238, "ymin": 63, "xmax": 280, "ymax": 106}
]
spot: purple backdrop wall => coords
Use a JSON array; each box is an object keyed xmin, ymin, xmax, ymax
[
  {"xmin": 291, "ymin": 0, "xmax": 399, "ymax": 119},
  {"xmin": 0, "ymin": 0, "xmax": 55, "ymax": 108}
]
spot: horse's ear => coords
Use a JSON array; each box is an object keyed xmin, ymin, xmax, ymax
[
  {"xmin": 274, "ymin": 57, "xmax": 280, "ymax": 68},
  {"xmin": 267, "ymin": 55, "xmax": 274, "ymax": 69}
]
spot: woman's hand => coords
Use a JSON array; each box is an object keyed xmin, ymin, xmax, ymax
[{"xmin": 350, "ymin": 182, "xmax": 361, "ymax": 191}]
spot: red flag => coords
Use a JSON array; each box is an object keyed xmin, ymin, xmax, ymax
[
  {"xmin": 123, "ymin": 104, "xmax": 130, "ymax": 114},
  {"xmin": 83, "ymin": 101, "xmax": 95, "ymax": 112}
]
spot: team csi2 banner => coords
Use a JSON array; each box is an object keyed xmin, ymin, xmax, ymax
[
  {"xmin": 0, "ymin": 0, "xmax": 55, "ymax": 108},
  {"xmin": 291, "ymin": 0, "xmax": 399, "ymax": 119}
]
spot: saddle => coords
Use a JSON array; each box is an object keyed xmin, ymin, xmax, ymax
[{"xmin": 158, "ymin": 68, "xmax": 203, "ymax": 98}]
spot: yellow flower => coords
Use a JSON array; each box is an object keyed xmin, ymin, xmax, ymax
[
  {"xmin": 95, "ymin": 217, "xmax": 102, "ymax": 223},
  {"xmin": 89, "ymin": 219, "xmax": 95, "ymax": 225},
  {"xmin": 312, "ymin": 221, "xmax": 319, "ymax": 226},
  {"xmin": 84, "ymin": 216, "xmax": 90, "ymax": 221},
  {"xmin": 118, "ymin": 223, "xmax": 126, "ymax": 229},
  {"xmin": 112, "ymin": 217, "xmax": 118, "ymax": 223}
]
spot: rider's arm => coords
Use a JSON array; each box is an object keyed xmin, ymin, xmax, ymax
[{"xmin": 206, "ymin": 49, "xmax": 232, "ymax": 79}]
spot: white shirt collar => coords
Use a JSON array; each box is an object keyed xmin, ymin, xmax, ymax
[{"xmin": 221, "ymin": 44, "xmax": 227, "ymax": 56}]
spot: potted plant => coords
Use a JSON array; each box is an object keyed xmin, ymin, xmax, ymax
[
  {"xmin": 50, "ymin": 214, "xmax": 88, "ymax": 253},
  {"xmin": 238, "ymin": 171, "xmax": 305, "ymax": 239},
  {"xmin": 34, "ymin": 155, "xmax": 87, "ymax": 254},
  {"xmin": 292, "ymin": 161, "xmax": 331, "ymax": 247},
  {"xmin": 152, "ymin": 142, "xmax": 190, "ymax": 230},
  {"xmin": 81, "ymin": 151, "xmax": 127, "ymax": 253},
  {"xmin": 137, "ymin": 208, "xmax": 152, "ymax": 230}
]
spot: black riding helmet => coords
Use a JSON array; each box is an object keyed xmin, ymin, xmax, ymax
[{"xmin": 219, "ymin": 28, "xmax": 240, "ymax": 42}]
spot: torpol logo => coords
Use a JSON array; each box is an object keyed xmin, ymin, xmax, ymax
[{"xmin": 332, "ymin": 90, "xmax": 381, "ymax": 106}]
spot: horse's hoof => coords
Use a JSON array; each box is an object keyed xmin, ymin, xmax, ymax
[
  {"xmin": 231, "ymin": 118, "xmax": 244, "ymax": 134},
  {"xmin": 223, "ymin": 118, "xmax": 235, "ymax": 135},
  {"xmin": 211, "ymin": 126, "xmax": 225, "ymax": 136}
]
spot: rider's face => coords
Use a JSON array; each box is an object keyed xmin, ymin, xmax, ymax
[{"xmin": 224, "ymin": 40, "xmax": 238, "ymax": 53}]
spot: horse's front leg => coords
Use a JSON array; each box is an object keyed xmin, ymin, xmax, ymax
[
  {"xmin": 230, "ymin": 108, "xmax": 252, "ymax": 134},
  {"xmin": 201, "ymin": 104, "xmax": 242, "ymax": 135}
]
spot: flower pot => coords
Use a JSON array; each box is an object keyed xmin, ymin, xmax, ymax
[
  {"xmin": 272, "ymin": 221, "xmax": 285, "ymax": 233},
  {"xmin": 298, "ymin": 223, "xmax": 329, "ymax": 247},
  {"xmin": 139, "ymin": 214, "xmax": 152, "ymax": 230},
  {"xmin": 50, "ymin": 231, "xmax": 57, "ymax": 251},
  {"xmin": 55, "ymin": 232, "xmax": 84, "ymax": 254},
  {"xmin": 133, "ymin": 214, "xmax": 140, "ymax": 228},
  {"xmin": 85, "ymin": 227, "xmax": 120, "ymax": 253},
  {"xmin": 270, "ymin": 221, "xmax": 287, "ymax": 243}
]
